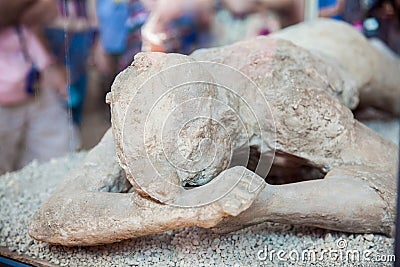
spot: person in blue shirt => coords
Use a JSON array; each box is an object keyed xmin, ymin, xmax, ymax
[
  {"xmin": 44, "ymin": 0, "xmax": 97, "ymax": 126},
  {"xmin": 319, "ymin": 0, "xmax": 346, "ymax": 20}
]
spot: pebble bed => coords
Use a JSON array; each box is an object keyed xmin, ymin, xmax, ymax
[{"xmin": 0, "ymin": 120, "xmax": 398, "ymax": 267}]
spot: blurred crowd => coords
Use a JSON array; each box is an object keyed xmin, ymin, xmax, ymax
[{"xmin": 0, "ymin": 0, "xmax": 399, "ymax": 175}]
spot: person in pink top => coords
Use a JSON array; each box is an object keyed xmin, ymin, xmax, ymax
[
  {"xmin": 0, "ymin": 27, "xmax": 57, "ymax": 104},
  {"xmin": 0, "ymin": 0, "xmax": 76, "ymax": 174}
]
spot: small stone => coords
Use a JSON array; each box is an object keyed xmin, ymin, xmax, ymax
[
  {"xmin": 144, "ymin": 251, "xmax": 151, "ymax": 256},
  {"xmin": 364, "ymin": 234, "xmax": 374, "ymax": 241},
  {"xmin": 213, "ymin": 238, "xmax": 220, "ymax": 245}
]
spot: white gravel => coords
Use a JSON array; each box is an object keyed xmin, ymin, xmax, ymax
[{"xmin": 0, "ymin": 120, "xmax": 398, "ymax": 266}]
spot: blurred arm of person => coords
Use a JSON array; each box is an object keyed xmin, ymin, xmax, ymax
[
  {"xmin": 221, "ymin": 0, "xmax": 303, "ymax": 27},
  {"xmin": 0, "ymin": 1, "xmax": 66, "ymax": 99},
  {"xmin": 50, "ymin": 0, "xmax": 98, "ymax": 31},
  {"xmin": 19, "ymin": 0, "xmax": 58, "ymax": 28},
  {"xmin": 33, "ymin": 31, "xmax": 68, "ymax": 98},
  {"xmin": 319, "ymin": 0, "xmax": 346, "ymax": 18},
  {"xmin": 220, "ymin": 0, "xmax": 295, "ymax": 17},
  {"xmin": 0, "ymin": 0, "xmax": 33, "ymax": 29},
  {"xmin": 19, "ymin": 1, "xmax": 68, "ymax": 98},
  {"xmin": 87, "ymin": 0, "xmax": 98, "ymax": 28},
  {"xmin": 40, "ymin": 61, "xmax": 68, "ymax": 98},
  {"xmin": 21, "ymin": 26, "xmax": 68, "ymax": 98},
  {"xmin": 92, "ymin": 38, "xmax": 117, "ymax": 76},
  {"xmin": 0, "ymin": 0, "xmax": 58, "ymax": 34},
  {"xmin": 0, "ymin": 0, "xmax": 57, "ymax": 30},
  {"xmin": 29, "ymin": 1, "xmax": 67, "ymax": 98},
  {"xmin": 141, "ymin": 0, "xmax": 214, "ymax": 51}
]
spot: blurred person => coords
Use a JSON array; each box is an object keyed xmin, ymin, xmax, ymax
[
  {"xmin": 92, "ymin": 0, "xmax": 151, "ymax": 115},
  {"xmin": 44, "ymin": 0, "xmax": 97, "ymax": 126},
  {"xmin": 92, "ymin": 0, "xmax": 154, "ymax": 127},
  {"xmin": 141, "ymin": 0, "xmax": 214, "ymax": 52},
  {"xmin": 221, "ymin": 0, "xmax": 345, "ymax": 25},
  {"xmin": 318, "ymin": 0, "xmax": 346, "ymax": 20},
  {"xmin": 220, "ymin": 0, "xmax": 304, "ymax": 27},
  {"xmin": 94, "ymin": 0, "xmax": 149, "ymax": 75},
  {"xmin": 342, "ymin": 0, "xmax": 365, "ymax": 30},
  {"xmin": 141, "ymin": 0, "xmax": 304, "ymax": 51},
  {"xmin": 0, "ymin": 0, "xmax": 75, "ymax": 175},
  {"xmin": 366, "ymin": 0, "xmax": 400, "ymax": 54}
]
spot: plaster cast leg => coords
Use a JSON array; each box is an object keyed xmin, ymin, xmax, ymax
[
  {"xmin": 212, "ymin": 165, "xmax": 395, "ymax": 236},
  {"xmin": 271, "ymin": 19, "xmax": 400, "ymax": 115},
  {"xmin": 359, "ymin": 39, "xmax": 400, "ymax": 115},
  {"xmin": 212, "ymin": 120, "xmax": 398, "ymax": 236}
]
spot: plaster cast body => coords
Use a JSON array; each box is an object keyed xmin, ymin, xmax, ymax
[{"xmin": 29, "ymin": 19, "xmax": 399, "ymax": 246}]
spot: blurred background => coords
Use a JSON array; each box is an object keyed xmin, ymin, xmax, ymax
[{"xmin": 0, "ymin": 0, "xmax": 399, "ymax": 175}]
